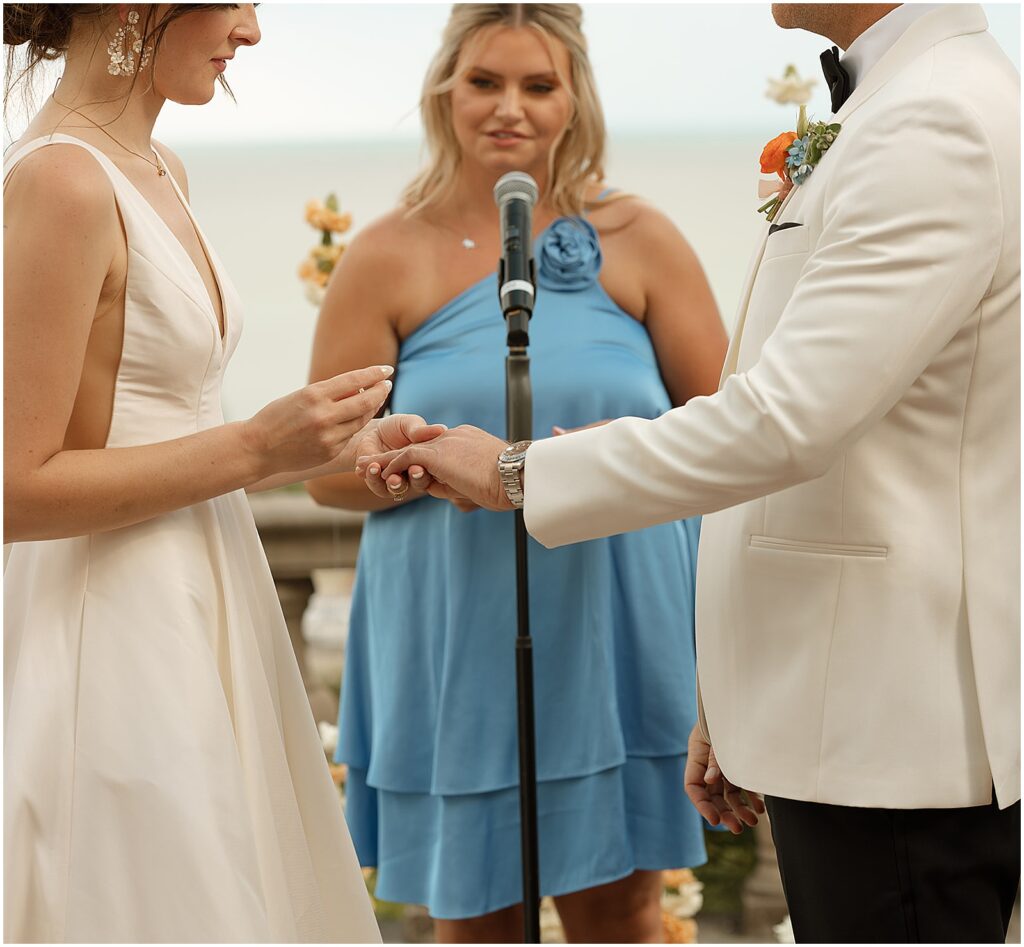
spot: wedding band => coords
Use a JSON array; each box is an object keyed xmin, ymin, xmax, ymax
[
  {"xmin": 388, "ymin": 481, "xmax": 409, "ymax": 502},
  {"xmin": 358, "ymin": 387, "xmax": 365, "ymax": 393}
]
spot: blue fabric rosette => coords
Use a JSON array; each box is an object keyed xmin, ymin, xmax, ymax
[{"xmin": 537, "ymin": 217, "xmax": 603, "ymax": 292}]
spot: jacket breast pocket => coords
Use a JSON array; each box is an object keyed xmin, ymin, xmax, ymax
[{"xmin": 762, "ymin": 221, "xmax": 810, "ymax": 260}]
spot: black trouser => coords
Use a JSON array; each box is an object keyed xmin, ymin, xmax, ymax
[{"xmin": 765, "ymin": 793, "xmax": 1020, "ymax": 943}]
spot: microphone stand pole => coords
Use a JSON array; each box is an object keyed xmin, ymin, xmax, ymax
[{"xmin": 502, "ymin": 260, "xmax": 541, "ymax": 944}]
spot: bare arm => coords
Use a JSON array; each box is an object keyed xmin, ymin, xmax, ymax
[
  {"xmin": 4, "ymin": 147, "xmax": 392, "ymax": 543},
  {"xmin": 306, "ymin": 219, "xmax": 424, "ymax": 512},
  {"xmin": 633, "ymin": 203, "xmax": 728, "ymax": 405}
]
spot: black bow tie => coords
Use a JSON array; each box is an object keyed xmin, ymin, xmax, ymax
[{"xmin": 820, "ymin": 45, "xmax": 852, "ymax": 113}]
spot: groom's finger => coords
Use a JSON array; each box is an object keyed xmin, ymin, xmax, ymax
[
  {"xmin": 355, "ymin": 448, "xmax": 403, "ymax": 476},
  {"xmin": 684, "ymin": 755, "xmax": 722, "ymax": 827},
  {"xmin": 723, "ymin": 780, "xmax": 760, "ymax": 827},
  {"xmin": 380, "ymin": 446, "xmax": 434, "ymax": 479}
]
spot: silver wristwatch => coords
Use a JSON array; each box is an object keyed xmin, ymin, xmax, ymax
[{"xmin": 498, "ymin": 440, "xmax": 531, "ymax": 509}]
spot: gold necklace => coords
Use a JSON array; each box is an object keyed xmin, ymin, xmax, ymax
[{"xmin": 50, "ymin": 97, "xmax": 166, "ymax": 176}]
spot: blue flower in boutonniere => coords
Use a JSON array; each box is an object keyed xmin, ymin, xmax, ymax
[{"xmin": 758, "ymin": 104, "xmax": 841, "ymax": 221}]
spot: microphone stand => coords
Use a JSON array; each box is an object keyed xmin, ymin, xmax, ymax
[{"xmin": 500, "ymin": 255, "xmax": 541, "ymax": 944}]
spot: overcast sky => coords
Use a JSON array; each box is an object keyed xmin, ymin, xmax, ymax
[{"xmin": 5, "ymin": 3, "xmax": 1020, "ymax": 144}]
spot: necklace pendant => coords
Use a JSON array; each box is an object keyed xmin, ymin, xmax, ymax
[
  {"xmin": 157, "ymin": 168, "xmax": 166, "ymax": 176},
  {"xmin": 461, "ymin": 237, "xmax": 476, "ymax": 250}
]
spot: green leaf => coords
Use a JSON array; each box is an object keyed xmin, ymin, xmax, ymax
[
  {"xmin": 796, "ymin": 104, "xmax": 809, "ymax": 139},
  {"xmin": 325, "ymin": 192, "xmax": 339, "ymax": 212}
]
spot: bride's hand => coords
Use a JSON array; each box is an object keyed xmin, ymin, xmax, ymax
[
  {"xmin": 347, "ymin": 414, "xmax": 448, "ymax": 502},
  {"xmin": 241, "ymin": 366, "xmax": 394, "ymax": 478}
]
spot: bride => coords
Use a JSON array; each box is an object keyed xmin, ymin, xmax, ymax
[{"xmin": 3, "ymin": 4, "xmax": 434, "ymax": 941}]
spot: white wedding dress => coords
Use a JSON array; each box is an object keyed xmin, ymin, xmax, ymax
[{"xmin": 3, "ymin": 135, "xmax": 381, "ymax": 944}]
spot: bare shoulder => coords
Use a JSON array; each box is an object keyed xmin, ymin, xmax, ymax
[
  {"xmin": 590, "ymin": 190, "xmax": 697, "ymax": 260},
  {"xmin": 4, "ymin": 143, "xmax": 118, "ymax": 230},
  {"xmin": 337, "ymin": 205, "xmax": 433, "ymax": 281}
]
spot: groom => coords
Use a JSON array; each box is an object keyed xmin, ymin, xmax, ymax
[{"xmin": 357, "ymin": 4, "xmax": 1020, "ymax": 941}]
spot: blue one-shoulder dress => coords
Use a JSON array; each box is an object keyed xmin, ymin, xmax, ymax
[{"xmin": 336, "ymin": 214, "xmax": 707, "ymax": 919}]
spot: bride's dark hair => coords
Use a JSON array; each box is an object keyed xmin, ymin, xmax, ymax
[{"xmin": 3, "ymin": 4, "xmax": 234, "ymax": 110}]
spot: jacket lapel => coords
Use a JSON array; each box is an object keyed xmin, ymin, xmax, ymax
[
  {"xmin": 833, "ymin": 4, "xmax": 988, "ymax": 125},
  {"xmin": 719, "ymin": 185, "xmax": 799, "ymax": 386},
  {"xmin": 719, "ymin": 5, "xmax": 988, "ymax": 390}
]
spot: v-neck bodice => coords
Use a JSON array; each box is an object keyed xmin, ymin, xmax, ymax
[{"xmin": 4, "ymin": 135, "xmax": 243, "ymax": 446}]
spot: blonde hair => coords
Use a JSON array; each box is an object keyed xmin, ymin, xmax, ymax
[{"xmin": 402, "ymin": 3, "xmax": 606, "ymax": 218}]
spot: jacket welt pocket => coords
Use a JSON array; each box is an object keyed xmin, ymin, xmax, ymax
[
  {"xmin": 761, "ymin": 223, "xmax": 810, "ymax": 260},
  {"xmin": 749, "ymin": 535, "xmax": 888, "ymax": 558}
]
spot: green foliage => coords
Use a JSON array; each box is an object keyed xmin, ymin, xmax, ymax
[
  {"xmin": 365, "ymin": 869, "xmax": 406, "ymax": 921},
  {"xmin": 694, "ymin": 827, "xmax": 758, "ymax": 917}
]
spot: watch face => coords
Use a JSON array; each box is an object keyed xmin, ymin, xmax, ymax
[{"xmin": 503, "ymin": 440, "xmax": 531, "ymax": 461}]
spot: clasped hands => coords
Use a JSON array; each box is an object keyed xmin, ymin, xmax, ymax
[
  {"xmin": 355, "ymin": 417, "xmax": 514, "ymax": 511},
  {"xmin": 354, "ymin": 415, "xmax": 614, "ymax": 511},
  {"xmin": 355, "ymin": 414, "xmax": 766, "ymax": 832}
]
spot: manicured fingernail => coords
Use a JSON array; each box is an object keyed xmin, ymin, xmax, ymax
[
  {"xmin": 411, "ymin": 470, "xmax": 424, "ymax": 480},
  {"xmin": 369, "ymin": 464, "xmax": 380, "ymax": 476},
  {"xmin": 383, "ymin": 380, "xmax": 392, "ymax": 392},
  {"xmin": 378, "ymin": 366, "xmax": 394, "ymax": 376}
]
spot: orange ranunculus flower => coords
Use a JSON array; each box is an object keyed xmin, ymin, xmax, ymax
[{"xmin": 760, "ymin": 131, "xmax": 797, "ymax": 179}]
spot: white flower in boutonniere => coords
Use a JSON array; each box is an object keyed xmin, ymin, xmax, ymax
[
  {"xmin": 757, "ymin": 105, "xmax": 841, "ymax": 222},
  {"xmin": 765, "ymin": 64, "xmax": 816, "ymax": 106}
]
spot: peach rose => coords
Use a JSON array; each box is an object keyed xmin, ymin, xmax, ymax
[{"xmin": 760, "ymin": 131, "xmax": 797, "ymax": 179}]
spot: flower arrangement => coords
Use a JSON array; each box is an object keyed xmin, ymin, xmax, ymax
[
  {"xmin": 298, "ymin": 194, "xmax": 353, "ymax": 306},
  {"xmin": 661, "ymin": 868, "xmax": 704, "ymax": 943},
  {"xmin": 765, "ymin": 63, "xmax": 816, "ymax": 106},
  {"xmin": 758, "ymin": 103, "xmax": 840, "ymax": 221}
]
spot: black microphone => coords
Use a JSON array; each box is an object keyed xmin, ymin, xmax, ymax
[{"xmin": 493, "ymin": 171, "xmax": 539, "ymax": 327}]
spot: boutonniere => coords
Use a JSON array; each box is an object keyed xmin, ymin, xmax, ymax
[{"xmin": 758, "ymin": 105, "xmax": 841, "ymax": 222}]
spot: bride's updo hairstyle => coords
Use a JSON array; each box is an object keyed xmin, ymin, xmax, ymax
[
  {"xmin": 4, "ymin": 4, "xmax": 233, "ymax": 110},
  {"xmin": 403, "ymin": 3, "xmax": 608, "ymax": 218}
]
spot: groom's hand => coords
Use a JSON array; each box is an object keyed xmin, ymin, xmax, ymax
[
  {"xmin": 356, "ymin": 425, "xmax": 512, "ymax": 511},
  {"xmin": 344, "ymin": 414, "xmax": 447, "ymax": 501},
  {"xmin": 684, "ymin": 724, "xmax": 765, "ymax": 834}
]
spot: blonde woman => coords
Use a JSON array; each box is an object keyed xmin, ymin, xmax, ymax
[
  {"xmin": 308, "ymin": 4, "xmax": 727, "ymax": 941},
  {"xmin": 1, "ymin": 4, "xmax": 444, "ymax": 941}
]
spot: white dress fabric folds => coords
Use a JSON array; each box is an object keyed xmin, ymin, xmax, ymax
[{"xmin": 3, "ymin": 135, "xmax": 381, "ymax": 944}]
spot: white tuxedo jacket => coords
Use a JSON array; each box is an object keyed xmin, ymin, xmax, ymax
[{"xmin": 524, "ymin": 5, "xmax": 1020, "ymax": 809}]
